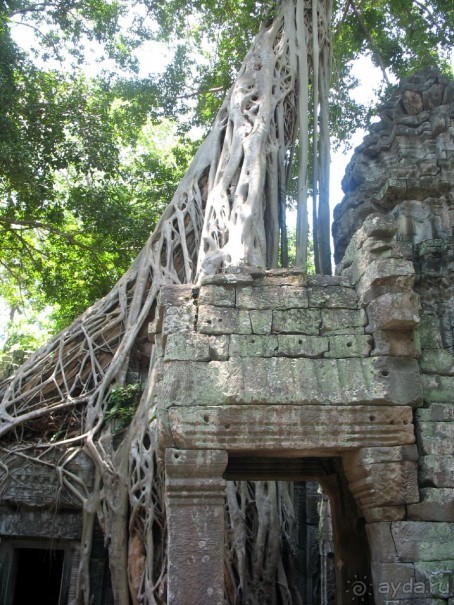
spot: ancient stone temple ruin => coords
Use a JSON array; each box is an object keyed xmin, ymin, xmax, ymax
[{"xmin": 0, "ymin": 64, "xmax": 453, "ymax": 605}]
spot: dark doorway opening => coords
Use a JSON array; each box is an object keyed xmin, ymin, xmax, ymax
[
  {"xmin": 13, "ymin": 547, "xmax": 64, "ymax": 605},
  {"xmin": 224, "ymin": 455, "xmax": 373, "ymax": 605}
]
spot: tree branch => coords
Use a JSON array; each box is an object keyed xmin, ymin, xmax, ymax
[{"xmin": 349, "ymin": 0, "xmax": 390, "ymax": 85}]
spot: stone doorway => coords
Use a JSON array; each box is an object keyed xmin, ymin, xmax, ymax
[
  {"xmin": 225, "ymin": 456, "xmax": 374, "ymax": 605},
  {"xmin": 0, "ymin": 539, "xmax": 73, "ymax": 605}
]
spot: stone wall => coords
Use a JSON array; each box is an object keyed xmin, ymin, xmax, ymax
[
  {"xmin": 333, "ymin": 70, "xmax": 454, "ymax": 605},
  {"xmin": 151, "ymin": 260, "xmax": 424, "ymax": 604},
  {"xmin": 154, "ymin": 70, "xmax": 454, "ymax": 605}
]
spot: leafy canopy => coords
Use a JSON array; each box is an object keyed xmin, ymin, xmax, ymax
[{"xmin": 0, "ymin": 0, "xmax": 452, "ymax": 354}]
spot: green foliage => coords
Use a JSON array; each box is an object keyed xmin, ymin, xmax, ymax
[
  {"xmin": 0, "ymin": 0, "xmax": 452, "ymax": 350},
  {"xmin": 149, "ymin": 0, "xmax": 453, "ymax": 140},
  {"xmin": 104, "ymin": 383, "xmax": 143, "ymax": 431}
]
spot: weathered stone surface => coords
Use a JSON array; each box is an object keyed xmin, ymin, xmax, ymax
[
  {"xmin": 229, "ymin": 333, "xmax": 342, "ymax": 360},
  {"xmin": 261, "ymin": 269, "xmax": 307, "ymax": 286},
  {"xmin": 167, "ymin": 404, "xmax": 415, "ymax": 452},
  {"xmin": 0, "ymin": 451, "xmax": 93, "ymax": 509},
  {"xmin": 419, "ymin": 315, "xmax": 444, "ymax": 350},
  {"xmin": 371, "ymin": 328, "xmax": 421, "ymax": 358},
  {"xmin": 197, "ymin": 305, "xmax": 252, "ymax": 334},
  {"xmin": 357, "ymin": 259, "xmax": 415, "ymax": 304},
  {"xmin": 416, "ymin": 403, "xmax": 454, "ymax": 422},
  {"xmin": 368, "ymin": 521, "xmax": 454, "ymax": 563},
  {"xmin": 0, "ymin": 507, "xmax": 83, "ymax": 539},
  {"xmin": 161, "ymin": 357, "xmax": 422, "ymax": 408},
  {"xmin": 362, "ymin": 505, "xmax": 406, "ymax": 522},
  {"xmin": 165, "ymin": 448, "xmax": 227, "ymax": 605},
  {"xmin": 320, "ymin": 308, "xmax": 367, "ymax": 334},
  {"xmin": 164, "ymin": 333, "xmax": 231, "ymax": 362},
  {"xmin": 325, "ymin": 334, "xmax": 373, "ymax": 358},
  {"xmin": 229, "ymin": 334, "xmax": 279, "ymax": 358},
  {"xmin": 416, "ymin": 421, "xmax": 454, "ymax": 456},
  {"xmin": 277, "ymin": 334, "xmax": 329, "ymax": 358},
  {"xmin": 420, "ymin": 349, "xmax": 454, "ymax": 375},
  {"xmin": 250, "ymin": 309, "xmax": 273, "ymax": 334},
  {"xmin": 198, "ymin": 284, "xmax": 236, "ymax": 307},
  {"xmin": 160, "ymin": 284, "xmax": 194, "ymax": 307},
  {"xmin": 414, "ymin": 561, "xmax": 454, "ymax": 598},
  {"xmin": 391, "ymin": 522, "xmax": 454, "ymax": 562},
  {"xmin": 307, "ymin": 286, "xmax": 358, "ymax": 308},
  {"xmin": 408, "ymin": 489, "xmax": 454, "ymax": 522},
  {"xmin": 349, "ymin": 444, "xmax": 419, "ymax": 465},
  {"xmin": 372, "ymin": 561, "xmax": 421, "ymax": 600},
  {"xmin": 236, "ymin": 285, "xmax": 308, "ymax": 309},
  {"xmin": 345, "ymin": 460, "xmax": 419, "ymax": 508},
  {"xmin": 236, "ymin": 285, "xmax": 283, "ymax": 309},
  {"xmin": 165, "ymin": 333, "xmax": 211, "ymax": 361},
  {"xmin": 422, "ymin": 374, "xmax": 454, "ymax": 403},
  {"xmin": 366, "ymin": 292, "xmax": 420, "ymax": 332},
  {"xmin": 162, "ymin": 304, "xmax": 197, "ymax": 336},
  {"xmin": 419, "ymin": 455, "xmax": 454, "ymax": 487},
  {"xmin": 200, "ymin": 272, "xmax": 254, "ymax": 286},
  {"xmin": 272, "ymin": 308, "xmax": 321, "ymax": 334}
]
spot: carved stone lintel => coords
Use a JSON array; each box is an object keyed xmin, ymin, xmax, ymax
[{"xmin": 165, "ymin": 448, "xmax": 228, "ymax": 605}]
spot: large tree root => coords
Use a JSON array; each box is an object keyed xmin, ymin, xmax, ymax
[{"xmin": 0, "ymin": 1, "xmax": 332, "ymax": 603}]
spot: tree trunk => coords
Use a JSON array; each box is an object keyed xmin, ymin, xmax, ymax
[{"xmin": 0, "ymin": 1, "xmax": 334, "ymax": 603}]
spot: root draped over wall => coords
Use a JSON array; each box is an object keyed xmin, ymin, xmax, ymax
[{"xmin": 0, "ymin": 1, "xmax": 333, "ymax": 603}]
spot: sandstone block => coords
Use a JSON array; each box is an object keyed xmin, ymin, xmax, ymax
[
  {"xmin": 308, "ymin": 286, "xmax": 358, "ymax": 309},
  {"xmin": 164, "ymin": 333, "xmax": 210, "ymax": 362},
  {"xmin": 371, "ymin": 329, "xmax": 421, "ymax": 358},
  {"xmin": 367, "ymin": 523, "xmax": 398, "ymax": 562},
  {"xmin": 200, "ymin": 272, "xmax": 254, "ymax": 286},
  {"xmin": 250, "ymin": 310, "xmax": 273, "ymax": 334},
  {"xmin": 197, "ymin": 305, "xmax": 251, "ymax": 334},
  {"xmin": 408, "ymin": 489, "xmax": 454, "ymax": 522},
  {"xmin": 307, "ymin": 274, "xmax": 350, "ymax": 286},
  {"xmin": 372, "ymin": 561, "xmax": 419, "ymax": 599},
  {"xmin": 320, "ymin": 308, "xmax": 367, "ymax": 335},
  {"xmin": 161, "ymin": 357, "xmax": 421, "ymax": 408},
  {"xmin": 229, "ymin": 334, "xmax": 279, "ymax": 358},
  {"xmin": 160, "ymin": 284, "xmax": 194, "ymax": 307},
  {"xmin": 325, "ymin": 334, "xmax": 372, "ymax": 358},
  {"xmin": 420, "ymin": 455, "xmax": 454, "ymax": 488},
  {"xmin": 346, "ymin": 460, "xmax": 419, "ymax": 508},
  {"xmin": 416, "ymin": 404, "xmax": 454, "ymax": 422},
  {"xmin": 366, "ymin": 293, "xmax": 420, "ymax": 332},
  {"xmin": 346, "ymin": 445, "xmax": 419, "ymax": 466},
  {"xmin": 272, "ymin": 308, "xmax": 320, "ymax": 334},
  {"xmin": 419, "ymin": 316, "xmax": 443, "ymax": 350},
  {"xmin": 197, "ymin": 284, "xmax": 236, "ymax": 307},
  {"xmin": 0, "ymin": 508, "xmax": 83, "ymax": 540},
  {"xmin": 168, "ymin": 404, "xmax": 415, "ymax": 452},
  {"xmin": 357, "ymin": 259, "xmax": 415, "ymax": 304},
  {"xmin": 363, "ymin": 506, "xmax": 406, "ymax": 522},
  {"xmin": 162, "ymin": 304, "xmax": 196, "ymax": 336},
  {"xmin": 368, "ymin": 522, "xmax": 454, "ymax": 563},
  {"xmin": 277, "ymin": 334, "xmax": 329, "ymax": 358},
  {"xmin": 236, "ymin": 285, "xmax": 284, "ymax": 309},
  {"xmin": 261, "ymin": 269, "xmax": 306, "ymax": 286},
  {"xmin": 208, "ymin": 335, "xmax": 230, "ymax": 361},
  {"xmin": 391, "ymin": 522, "xmax": 454, "ymax": 562},
  {"xmin": 415, "ymin": 561, "xmax": 454, "ymax": 598},
  {"xmin": 422, "ymin": 374, "xmax": 454, "ymax": 403},
  {"xmin": 236, "ymin": 285, "xmax": 309, "ymax": 309},
  {"xmin": 402, "ymin": 88, "xmax": 424, "ymax": 114},
  {"xmin": 420, "ymin": 350, "xmax": 454, "ymax": 375},
  {"xmin": 416, "ymin": 421, "xmax": 454, "ymax": 456},
  {"xmin": 281, "ymin": 285, "xmax": 310, "ymax": 308}
]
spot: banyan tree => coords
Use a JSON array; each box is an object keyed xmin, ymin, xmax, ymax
[{"xmin": 1, "ymin": 0, "xmax": 334, "ymax": 602}]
